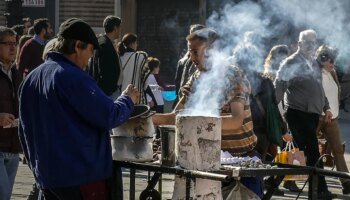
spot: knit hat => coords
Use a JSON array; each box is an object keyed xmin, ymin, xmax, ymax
[{"xmin": 58, "ymin": 18, "xmax": 99, "ymax": 49}]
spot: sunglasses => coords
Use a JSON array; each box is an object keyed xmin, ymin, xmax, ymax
[
  {"xmin": 302, "ymin": 40, "xmax": 317, "ymax": 46},
  {"xmin": 320, "ymin": 55, "xmax": 334, "ymax": 64},
  {"xmin": 0, "ymin": 41, "xmax": 18, "ymax": 47}
]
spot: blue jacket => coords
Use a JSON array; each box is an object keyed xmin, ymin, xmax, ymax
[{"xmin": 19, "ymin": 52, "xmax": 134, "ymax": 189}]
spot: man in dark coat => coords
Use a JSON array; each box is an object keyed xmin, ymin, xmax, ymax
[
  {"xmin": 89, "ymin": 16, "xmax": 122, "ymax": 100},
  {"xmin": 0, "ymin": 26, "xmax": 22, "ymax": 200}
]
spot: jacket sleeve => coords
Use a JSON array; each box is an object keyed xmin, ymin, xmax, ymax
[
  {"xmin": 274, "ymin": 62, "xmax": 289, "ymax": 104},
  {"xmin": 174, "ymin": 59, "xmax": 185, "ymax": 94},
  {"xmin": 323, "ymin": 96, "xmax": 331, "ymax": 112},
  {"xmin": 57, "ymin": 72, "xmax": 134, "ymax": 130},
  {"xmin": 18, "ymin": 44, "xmax": 32, "ymax": 78}
]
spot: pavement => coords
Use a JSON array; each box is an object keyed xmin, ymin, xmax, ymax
[{"xmin": 10, "ymin": 102, "xmax": 350, "ymax": 200}]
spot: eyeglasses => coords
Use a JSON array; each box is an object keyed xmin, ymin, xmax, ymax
[{"xmin": 0, "ymin": 41, "xmax": 18, "ymax": 47}]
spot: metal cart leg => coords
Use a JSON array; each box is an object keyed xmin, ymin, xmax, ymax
[
  {"xmin": 309, "ymin": 172, "xmax": 318, "ymax": 200},
  {"xmin": 158, "ymin": 174, "xmax": 162, "ymax": 199},
  {"xmin": 130, "ymin": 169, "xmax": 136, "ymax": 200},
  {"xmin": 262, "ymin": 175, "xmax": 284, "ymax": 200},
  {"xmin": 186, "ymin": 176, "xmax": 191, "ymax": 200}
]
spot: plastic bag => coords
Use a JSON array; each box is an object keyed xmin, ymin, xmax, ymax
[{"xmin": 225, "ymin": 182, "xmax": 261, "ymax": 200}]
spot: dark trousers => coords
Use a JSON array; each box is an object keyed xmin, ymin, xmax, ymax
[
  {"xmin": 41, "ymin": 186, "xmax": 82, "ymax": 200},
  {"xmin": 285, "ymin": 108, "xmax": 328, "ymax": 192},
  {"xmin": 40, "ymin": 178, "xmax": 114, "ymax": 200}
]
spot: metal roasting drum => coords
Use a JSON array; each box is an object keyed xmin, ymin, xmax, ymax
[
  {"xmin": 111, "ymin": 105, "xmax": 155, "ymax": 162},
  {"xmin": 172, "ymin": 114, "xmax": 222, "ymax": 200}
]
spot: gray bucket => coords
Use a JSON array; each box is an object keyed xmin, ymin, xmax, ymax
[{"xmin": 158, "ymin": 125, "xmax": 176, "ymax": 166}]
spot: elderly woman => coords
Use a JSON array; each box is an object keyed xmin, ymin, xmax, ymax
[{"xmin": 316, "ymin": 45, "xmax": 350, "ymax": 194}]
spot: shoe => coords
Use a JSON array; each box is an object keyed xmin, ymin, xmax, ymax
[
  {"xmin": 342, "ymin": 181, "xmax": 350, "ymax": 195},
  {"xmin": 317, "ymin": 190, "xmax": 335, "ymax": 200},
  {"xmin": 283, "ymin": 181, "xmax": 302, "ymax": 193},
  {"xmin": 22, "ymin": 157, "xmax": 27, "ymax": 164},
  {"xmin": 273, "ymin": 188, "xmax": 284, "ymax": 196}
]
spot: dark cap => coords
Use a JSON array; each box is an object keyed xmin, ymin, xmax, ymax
[{"xmin": 58, "ymin": 18, "xmax": 99, "ymax": 49}]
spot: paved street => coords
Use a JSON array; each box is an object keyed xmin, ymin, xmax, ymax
[{"xmin": 11, "ymin": 103, "xmax": 350, "ymax": 199}]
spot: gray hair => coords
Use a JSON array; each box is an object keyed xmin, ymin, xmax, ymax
[
  {"xmin": 43, "ymin": 38, "xmax": 58, "ymax": 60},
  {"xmin": 0, "ymin": 26, "xmax": 16, "ymax": 41},
  {"xmin": 299, "ymin": 29, "xmax": 317, "ymax": 41},
  {"xmin": 54, "ymin": 37, "xmax": 88, "ymax": 55}
]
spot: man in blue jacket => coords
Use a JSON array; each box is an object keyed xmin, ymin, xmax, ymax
[{"xmin": 18, "ymin": 18, "xmax": 139, "ymax": 200}]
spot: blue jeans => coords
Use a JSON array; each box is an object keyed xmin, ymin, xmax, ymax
[{"xmin": 0, "ymin": 152, "xmax": 19, "ymax": 200}]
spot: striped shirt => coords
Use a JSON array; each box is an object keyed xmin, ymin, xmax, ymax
[{"xmin": 221, "ymin": 96, "xmax": 257, "ymax": 156}]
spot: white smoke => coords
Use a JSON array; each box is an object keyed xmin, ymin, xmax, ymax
[{"xmin": 183, "ymin": 0, "xmax": 350, "ymax": 115}]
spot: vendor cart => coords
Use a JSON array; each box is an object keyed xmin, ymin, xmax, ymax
[{"xmin": 113, "ymin": 161, "xmax": 350, "ymax": 200}]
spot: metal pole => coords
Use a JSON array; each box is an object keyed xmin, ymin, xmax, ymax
[
  {"xmin": 308, "ymin": 171, "xmax": 318, "ymax": 200},
  {"xmin": 130, "ymin": 169, "xmax": 136, "ymax": 200},
  {"xmin": 185, "ymin": 175, "xmax": 191, "ymax": 200}
]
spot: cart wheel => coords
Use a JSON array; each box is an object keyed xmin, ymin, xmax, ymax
[{"xmin": 139, "ymin": 189, "xmax": 161, "ymax": 200}]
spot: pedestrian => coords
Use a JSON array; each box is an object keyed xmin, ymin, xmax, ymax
[
  {"xmin": 89, "ymin": 15, "xmax": 123, "ymax": 100},
  {"xmin": 316, "ymin": 45, "xmax": 350, "ymax": 195},
  {"xmin": 11, "ymin": 24, "xmax": 24, "ymax": 42},
  {"xmin": 247, "ymin": 45, "xmax": 293, "ymax": 162},
  {"xmin": 0, "ymin": 26, "xmax": 22, "ymax": 200},
  {"xmin": 173, "ymin": 24, "xmax": 205, "ymax": 108},
  {"xmin": 274, "ymin": 29, "xmax": 333, "ymax": 199},
  {"xmin": 262, "ymin": 44, "xmax": 299, "ymax": 194},
  {"xmin": 117, "ymin": 33, "xmax": 148, "ymax": 104},
  {"xmin": 17, "ymin": 18, "xmax": 53, "ymax": 78},
  {"xmin": 19, "ymin": 18, "xmax": 139, "ymax": 200},
  {"xmin": 22, "ymin": 17, "xmax": 32, "ymax": 35},
  {"xmin": 144, "ymin": 57, "xmax": 164, "ymax": 113}
]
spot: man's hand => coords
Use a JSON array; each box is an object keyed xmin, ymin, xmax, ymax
[
  {"xmin": 324, "ymin": 110, "xmax": 333, "ymax": 124},
  {"xmin": 282, "ymin": 133, "xmax": 293, "ymax": 143},
  {"xmin": 0, "ymin": 113, "xmax": 15, "ymax": 127},
  {"xmin": 122, "ymin": 84, "xmax": 140, "ymax": 104},
  {"xmin": 180, "ymin": 85, "xmax": 191, "ymax": 96}
]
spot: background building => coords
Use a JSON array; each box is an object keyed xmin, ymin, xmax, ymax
[{"xmin": 0, "ymin": 0, "xmax": 208, "ymax": 84}]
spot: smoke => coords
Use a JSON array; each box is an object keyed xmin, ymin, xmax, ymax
[
  {"xmin": 182, "ymin": 49, "xmax": 231, "ymax": 117},
  {"xmin": 267, "ymin": 0, "xmax": 350, "ymax": 60},
  {"xmin": 182, "ymin": 0, "xmax": 350, "ymax": 116}
]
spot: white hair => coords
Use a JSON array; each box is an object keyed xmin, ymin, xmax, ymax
[{"xmin": 298, "ymin": 29, "xmax": 317, "ymax": 41}]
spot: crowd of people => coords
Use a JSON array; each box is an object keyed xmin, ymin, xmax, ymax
[{"xmin": 0, "ymin": 14, "xmax": 349, "ymax": 200}]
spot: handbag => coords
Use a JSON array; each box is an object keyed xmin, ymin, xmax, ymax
[{"xmin": 276, "ymin": 142, "xmax": 307, "ymax": 181}]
